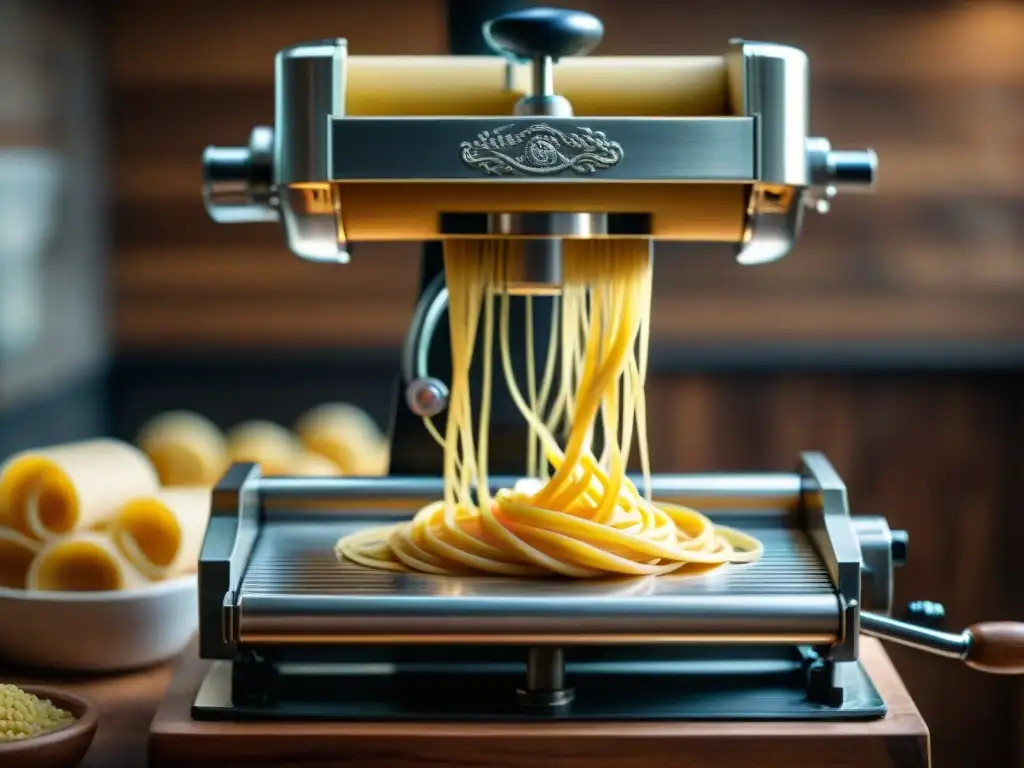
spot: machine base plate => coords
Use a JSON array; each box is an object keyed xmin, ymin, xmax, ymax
[
  {"xmin": 149, "ymin": 640, "xmax": 929, "ymax": 768},
  {"xmin": 191, "ymin": 646, "xmax": 886, "ymax": 722}
]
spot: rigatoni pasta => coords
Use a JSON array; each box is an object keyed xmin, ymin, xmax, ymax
[
  {"xmin": 226, "ymin": 420, "xmax": 303, "ymax": 476},
  {"xmin": 137, "ymin": 410, "xmax": 228, "ymax": 487},
  {"xmin": 27, "ymin": 532, "xmax": 147, "ymax": 592},
  {"xmin": 0, "ymin": 440, "xmax": 160, "ymax": 542},
  {"xmin": 295, "ymin": 402, "xmax": 388, "ymax": 475},
  {"xmin": 108, "ymin": 487, "xmax": 212, "ymax": 580}
]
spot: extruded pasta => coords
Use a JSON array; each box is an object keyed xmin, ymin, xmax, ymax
[{"xmin": 337, "ymin": 240, "xmax": 762, "ymax": 577}]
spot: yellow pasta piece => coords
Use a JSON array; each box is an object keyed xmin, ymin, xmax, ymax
[
  {"xmin": 336, "ymin": 240, "xmax": 763, "ymax": 578},
  {"xmin": 137, "ymin": 410, "xmax": 228, "ymax": 487},
  {"xmin": 0, "ymin": 439, "xmax": 160, "ymax": 542},
  {"xmin": 108, "ymin": 487, "xmax": 212, "ymax": 580},
  {"xmin": 27, "ymin": 531, "xmax": 147, "ymax": 592},
  {"xmin": 295, "ymin": 403, "xmax": 387, "ymax": 475},
  {"xmin": 290, "ymin": 451, "xmax": 343, "ymax": 476},
  {"xmin": 226, "ymin": 420, "xmax": 303, "ymax": 475}
]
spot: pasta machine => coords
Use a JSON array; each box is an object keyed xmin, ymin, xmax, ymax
[{"xmin": 193, "ymin": 6, "xmax": 1024, "ymax": 723}]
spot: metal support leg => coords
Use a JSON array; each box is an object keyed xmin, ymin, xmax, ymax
[
  {"xmin": 517, "ymin": 647, "xmax": 575, "ymax": 710},
  {"xmin": 232, "ymin": 649, "xmax": 279, "ymax": 707},
  {"xmin": 803, "ymin": 646, "xmax": 845, "ymax": 707}
]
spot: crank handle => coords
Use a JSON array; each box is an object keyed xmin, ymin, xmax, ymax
[{"xmin": 861, "ymin": 612, "xmax": 1024, "ymax": 675}]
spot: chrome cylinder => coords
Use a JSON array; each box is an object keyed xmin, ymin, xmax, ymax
[
  {"xmin": 860, "ymin": 612, "xmax": 970, "ymax": 660},
  {"xmin": 513, "ymin": 55, "xmax": 573, "ymax": 118},
  {"xmin": 274, "ymin": 38, "xmax": 349, "ymax": 262},
  {"xmin": 728, "ymin": 40, "xmax": 809, "ymax": 187},
  {"xmin": 201, "ymin": 127, "xmax": 279, "ymax": 223},
  {"xmin": 274, "ymin": 39, "xmax": 345, "ymax": 185},
  {"xmin": 807, "ymin": 137, "xmax": 878, "ymax": 192},
  {"xmin": 485, "ymin": 212, "xmax": 609, "ymax": 295},
  {"xmin": 727, "ymin": 40, "xmax": 810, "ymax": 266},
  {"xmin": 850, "ymin": 515, "xmax": 903, "ymax": 615}
]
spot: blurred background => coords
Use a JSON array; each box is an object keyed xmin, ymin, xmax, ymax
[{"xmin": 0, "ymin": 0, "xmax": 1021, "ymax": 764}]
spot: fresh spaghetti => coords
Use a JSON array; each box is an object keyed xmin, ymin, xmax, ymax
[{"xmin": 336, "ymin": 239, "xmax": 762, "ymax": 578}]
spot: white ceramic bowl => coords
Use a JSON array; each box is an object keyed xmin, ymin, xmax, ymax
[{"xmin": 0, "ymin": 575, "xmax": 198, "ymax": 672}]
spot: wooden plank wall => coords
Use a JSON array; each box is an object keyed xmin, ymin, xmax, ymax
[
  {"xmin": 639, "ymin": 371, "xmax": 1024, "ymax": 768},
  {"xmin": 103, "ymin": 0, "xmax": 1024, "ymax": 349},
  {"xmin": 100, "ymin": 2, "xmax": 1024, "ymax": 766}
]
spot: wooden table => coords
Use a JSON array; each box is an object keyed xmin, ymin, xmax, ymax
[
  {"xmin": 3, "ymin": 638, "xmax": 930, "ymax": 767},
  {"xmin": 3, "ymin": 657, "xmax": 175, "ymax": 767}
]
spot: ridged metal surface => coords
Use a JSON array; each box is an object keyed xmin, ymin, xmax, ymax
[
  {"xmin": 235, "ymin": 517, "xmax": 839, "ymax": 643},
  {"xmin": 242, "ymin": 520, "xmax": 832, "ymax": 596}
]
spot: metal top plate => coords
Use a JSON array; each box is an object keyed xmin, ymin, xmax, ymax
[
  {"xmin": 328, "ymin": 117, "xmax": 756, "ymax": 182},
  {"xmin": 235, "ymin": 515, "xmax": 840, "ymax": 645}
]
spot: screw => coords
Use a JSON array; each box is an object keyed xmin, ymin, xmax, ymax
[{"xmin": 405, "ymin": 377, "xmax": 449, "ymax": 418}]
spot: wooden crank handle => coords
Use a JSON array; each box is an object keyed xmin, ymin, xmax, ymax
[{"xmin": 964, "ymin": 622, "xmax": 1024, "ymax": 674}]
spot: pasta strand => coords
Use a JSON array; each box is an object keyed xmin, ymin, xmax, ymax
[{"xmin": 336, "ymin": 239, "xmax": 763, "ymax": 578}]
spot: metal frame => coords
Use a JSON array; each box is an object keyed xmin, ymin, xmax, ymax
[
  {"xmin": 201, "ymin": 39, "xmax": 876, "ymax": 265},
  {"xmin": 193, "ymin": 452, "xmax": 906, "ymax": 717},
  {"xmin": 199, "ymin": 453, "xmax": 865, "ymax": 660},
  {"xmin": 328, "ymin": 117, "xmax": 756, "ymax": 181}
]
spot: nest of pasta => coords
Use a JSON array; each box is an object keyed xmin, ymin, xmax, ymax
[{"xmin": 338, "ymin": 239, "xmax": 763, "ymax": 579}]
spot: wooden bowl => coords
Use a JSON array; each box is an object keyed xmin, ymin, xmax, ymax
[{"xmin": 0, "ymin": 685, "xmax": 99, "ymax": 767}]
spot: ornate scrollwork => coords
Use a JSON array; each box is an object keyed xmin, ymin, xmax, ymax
[{"xmin": 460, "ymin": 123, "xmax": 624, "ymax": 176}]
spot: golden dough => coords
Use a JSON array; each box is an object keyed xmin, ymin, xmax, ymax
[
  {"xmin": 0, "ymin": 439, "xmax": 160, "ymax": 542},
  {"xmin": 27, "ymin": 532, "xmax": 147, "ymax": 592},
  {"xmin": 109, "ymin": 487, "xmax": 212, "ymax": 580},
  {"xmin": 340, "ymin": 56, "xmax": 729, "ymax": 117},
  {"xmin": 226, "ymin": 420, "xmax": 302, "ymax": 475},
  {"xmin": 137, "ymin": 410, "xmax": 228, "ymax": 486},
  {"xmin": 295, "ymin": 403, "xmax": 386, "ymax": 475},
  {"xmin": 290, "ymin": 451, "xmax": 343, "ymax": 476}
]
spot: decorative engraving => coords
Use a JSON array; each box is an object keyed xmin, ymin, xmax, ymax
[{"xmin": 460, "ymin": 123, "xmax": 624, "ymax": 177}]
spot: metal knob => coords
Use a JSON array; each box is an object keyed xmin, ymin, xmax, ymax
[
  {"xmin": 405, "ymin": 377, "xmax": 450, "ymax": 419},
  {"xmin": 805, "ymin": 137, "xmax": 878, "ymax": 215},
  {"xmin": 485, "ymin": 8, "xmax": 603, "ymax": 118},
  {"xmin": 202, "ymin": 126, "xmax": 279, "ymax": 224},
  {"xmin": 484, "ymin": 7, "xmax": 603, "ymax": 61},
  {"xmin": 825, "ymin": 150, "xmax": 878, "ymax": 189}
]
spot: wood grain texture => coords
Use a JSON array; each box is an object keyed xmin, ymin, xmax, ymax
[
  {"xmin": 3, "ymin": 655, "xmax": 175, "ymax": 768},
  {"xmin": 641, "ymin": 372, "xmax": 1023, "ymax": 768},
  {"xmin": 148, "ymin": 638, "xmax": 929, "ymax": 768},
  {"xmin": 102, "ymin": 0, "xmax": 1024, "ymax": 351},
  {"xmin": 965, "ymin": 623, "xmax": 1024, "ymax": 675}
]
